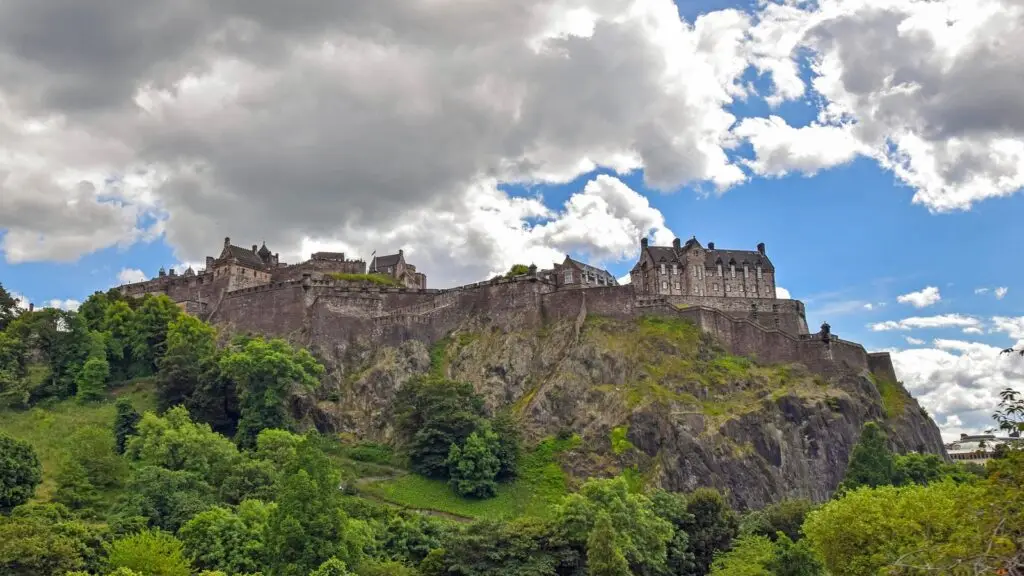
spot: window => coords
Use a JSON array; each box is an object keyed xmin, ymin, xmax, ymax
[
  {"xmin": 726, "ymin": 285, "xmax": 732, "ymax": 292},
  {"xmin": 730, "ymin": 265, "xmax": 736, "ymax": 278},
  {"xmin": 693, "ymin": 266, "xmax": 698, "ymax": 277},
  {"xmin": 673, "ymin": 281, "xmax": 680, "ymax": 290},
  {"xmin": 563, "ymin": 270, "xmax": 573, "ymax": 284},
  {"xmin": 672, "ymin": 264, "xmax": 678, "ymax": 275},
  {"xmin": 714, "ymin": 284, "xmax": 719, "ymax": 292},
  {"xmin": 772, "ymin": 304, "xmax": 778, "ymax": 312},
  {"xmin": 661, "ymin": 281, "xmax": 668, "ymax": 291},
  {"xmin": 774, "ymin": 318, "xmax": 781, "ymax": 328},
  {"xmin": 744, "ymin": 265, "xmax": 749, "ymax": 278},
  {"xmin": 660, "ymin": 264, "xmax": 666, "ymax": 275},
  {"xmin": 717, "ymin": 264, "xmax": 723, "ymax": 277},
  {"xmin": 757, "ymin": 265, "xmax": 763, "ymax": 279}
]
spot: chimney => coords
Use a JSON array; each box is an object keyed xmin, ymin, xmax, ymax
[
  {"xmin": 224, "ymin": 237, "xmax": 230, "ymax": 247},
  {"xmin": 169, "ymin": 268, "xmax": 177, "ymax": 276},
  {"xmin": 708, "ymin": 242, "xmax": 715, "ymax": 250},
  {"xmin": 399, "ymin": 249, "xmax": 404, "ymax": 256},
  {"xmin": 640, "ymin": 237, "xmax": 648, "ymax": 248},
  {"xmin": 206, "ymin": 256, "xmax": 214, "ymax": 268},
  {"xmin": 28, "ymin": 303, "xmax": 34, "ymax": 312},
  {"xmin": 757, "ymin": 242, "xmax": 766, "ymax": 255},
  {"xmin": 252, "ymin": 244, "xmax": 258, "ymax": 253},
  {"xmin": 672, "ymin": 238, "xmax": 681, "ymax": 249}
]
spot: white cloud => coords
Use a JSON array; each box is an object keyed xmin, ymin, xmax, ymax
[
  {"xmin": 9, "ymin": 291, "xmax": 30, "ymax": 310},
  {"xmin": 46, "ymin": 299, "xmax": 80, "ymax": 312},
  {"xmin": 897, "ymin": 286, "xmax": 941, "ymax": 308},
  {"xmin": 775, "ymin": 286, "xmax": 792, "ymax": 299},
  {"xmin": 863, "ymin": 303, "xmax": 873, "ymax": 310},
  {"xmin": 995, "ymin": 287, "xmax": 1009, "ymax": 299},
  {"xmin": 992, "ymin": 316, "xmax": 1024, "ymax": 341},
  {"xmin": 118, "ymin": 268, "xmax": 148, "ymax": 285},
  {"xmin": 0, "ymin": 0, "xmax": 754, "ymax": 280},
  {"xmin": 869, "ymin": 314, "xmax": 981, "ymax": 332},
  {"xmin": 962, "ymin": 327, "xmax": 984, "ymax": 335},
  {"xmin": 730, "ymin": 115, "xmax": 867, "ymax": 177},
  {"xmin": 892, "ymin": 338, "xmax": 1024, "ymax": 441},
  {"xmin": 747, "ymin": 0, "xmax": 1024, "ymax": 212},
  {"xmin": 905, "ymin": 336, "xmax": 925, "ymax": 345},
  {"xmin": 975, "ymin": 287, "xmax": 990, "ymax": 295},
  {"xmin": 617, "ymin": 274, "xmax": 632, "ymax": 285}
]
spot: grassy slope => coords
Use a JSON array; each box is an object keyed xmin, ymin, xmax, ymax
[
  {"xmin": 362, "ymin": 435, "xmax": 580, "ymax": 520},
  {"xmin": 0, "ymin": 378, "xmax": 157, "ymax": 500}
]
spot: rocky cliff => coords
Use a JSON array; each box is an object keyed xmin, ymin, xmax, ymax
[{"xmin": 302, "ymin": 313, "xmax": 945, "ymax": 510}]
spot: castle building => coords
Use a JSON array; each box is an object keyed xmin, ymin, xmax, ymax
[
  {"xmin": 631, "ymin": 237, "xmax": 777, "ymax": 299},
  {"xmin": 539, "ymin": 255, "xmax": 618, "ymax": 288},
  {"xmin": 370, "ymin": 250, "xmax": 426, "ymax": 289}
]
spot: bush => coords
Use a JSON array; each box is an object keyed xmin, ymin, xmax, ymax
[
  {"xmin": 0, "ymin": 433, "xmax": 42, "ymax": 511},
  {"xmin": 447, "ymin": 427, "xmax": 501, "ymax": 499}
]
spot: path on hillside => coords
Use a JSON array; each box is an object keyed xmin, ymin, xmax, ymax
[{"xmin": 347, "ymin": 468, "xmax": 475, "ymax": 523}]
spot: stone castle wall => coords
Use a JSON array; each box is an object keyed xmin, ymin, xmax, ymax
[{"xmin": 205, "ymin": 276, "xmax": 896, "ymax": 382}]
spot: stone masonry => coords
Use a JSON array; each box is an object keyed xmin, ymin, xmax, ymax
[{"xmin": 116, "ymin": 235, "xmax": 896, "ymax": 383}]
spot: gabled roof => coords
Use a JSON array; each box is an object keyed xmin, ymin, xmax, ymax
[
  {"xmin": 563, "ymin": 256, "xmax": 618, "ymax": 285},
  {"xmin": 639, "ymin": 242, "xmax": 775, "ymax": 272},
  {"xmin": 223, "ymin": 244, "xmax": 267, "ymax": 269},
  {"xmin": 371, "ymin": 253, "xmax": 402, "ymax": 271}
]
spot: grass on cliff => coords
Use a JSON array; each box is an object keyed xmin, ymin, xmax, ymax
[
  {"xmin": 327, "ymin": 272, "xmax": 403, "ymax": 287},
  {"xmin": 0, "ymin": 377, "xmax": 157, "ymax": 500},
  {"xmin": 871, "ymin": 374, "xmax": 909, "ymax": 419},
  {"xmin": 585, "ymin": 315, "xmax": 828, "ymax": 428},
  {"xmin": 362, "ymin": 434, "xmax": 580, "ymax": 520}
]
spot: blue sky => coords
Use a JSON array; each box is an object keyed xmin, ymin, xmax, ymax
[{"xmin": 1, "ymin": 0, "xmax": 1022, "ymax": 440}]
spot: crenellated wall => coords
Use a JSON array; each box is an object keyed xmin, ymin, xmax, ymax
[{"xmin": 205, "ymin": 274, "xmax": 896, "ymax": 382}]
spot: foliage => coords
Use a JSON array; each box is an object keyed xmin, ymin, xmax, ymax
[
  {"xmin": 764, "ymin": 535, "xmax": 824, "ymax": 576},
  {"xmin": 125, "ymin": 406, "xmax": 241, "ymax": 486},
  {"xmin": 104, "ymin": 529, "xmax": 191, "ymax": 576},
  {"xmin": 0, "ymin": 432, "xmax": 42, "ymax": 511},
  {"xmin": 838, "ymin": 422, "xmax": 895, "ymax": 492},
  {"xmin": 394, "ymin": 376, "xmax": 487, "ymax": 478},
  {"xmin": 871, "ymin": 376, "xmax": 907, "ymax": 419},
  {"xmin": 505, "ymin": 264, "xmax": 531, "ymax": 277},
  {"xmin": 115, "ymin": 466, "xmax": 217, "ymax": 533},
  {"xmin": 0, "ymin": 503, "xmax": 109, "ymax": 576},
  {"xmin": 489, "ymin": 411, "xmax": 521, "ymax": 481},
  {"xmin": 157, "ymin": 314, "xmax": 218, "ymax": 412},
  {"xmin": 129, "ymin": 295, "xmax": 182, "ymax": 377},
  {"xmin": 993, "ymin": 386, "xmax": 1024, "ymax": 436},
  {"xmin": 803, "ymin": 481, "xmax": 993, "ymax": 576},
  {"xmin": 328, "ymin": 272, "xmax": 403, "ymax": 287},
  {"xmin": 178, "ymin": 500, "xmax": 272, "ymax": 574},
  {"xmin": 76, "ymin": 356, "xmax": 111, "ymax": 402},
  {"xmin": 113, "ymin": 397, "xmax": 141, "ymax": 454},
  {"xmin": 587, "ymin": 511, "xmax": 631, "ymax": 576},
  {"xmin": 680, "ymin": 487, "xmax": 740, "ymax": 576},
  {"xmin": 433, "ymin": 516, "xmax": 572, "ymax": 576},
  {"xmin": 0, "ymin": 281, "xmax": 20, "ymax": 331},
  {"xmin": 447, "ymin": 425, "xmax": 502, "ymax": 498},
  {"xmin": 54, "ymin": 426, "xmax": 127, "ymax": 512},
  {"xmin": 556, "ymin": 476, "xmax": 674, "ymax": 574},
  {"xmin": 708, "ymin": 534, "xmax": 775, "ymax": 576},
  {"xmin": 263, "ymin": 438, "xmax": 356, "ymax": 576},
  {"xmin": 740, "ymin": 499, "xmax": 815, "ymax": 542},
  {"xmin": 648, "ymin": 489, "xmax": 696, "ymax": 575},
  {"xmin": 609, "ymin": 425, "xmax": 634, "ymax": 456},
  {"xmin": 219, "ymin": 336, "xmax": 324, "ymax": 448}
]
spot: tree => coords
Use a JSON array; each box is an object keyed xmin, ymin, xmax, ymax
[
  {"xmin": 0, "ymin": 503, "xmax": 109, "ymax": 576},
  {"xmin": 649, "ymin": 489, "xmax": 696, "ymax": 574},
  {"xmin": 125, "ymin": 406, "xmax": 241, "ymax": 486},
  {"xmin": 0, "ymin": 282, "xmax": 20, "ymax": 331},
  {"xmin": 76, "ymin": 356, "xmax": 110, "ymax": 402},
  {"xmin": 393, "ymin": 376, "xmax": 486, "ymax": 478},
  {"xmin": 447, "ymin": 426, "xmax": 502, "ymax": 498},
  {"xmin": 838, "ymin": 422, "xmax": 895, "ymax": 492},
  {"xmin": 708, "ymin": 535, "xmax": 774, "ymax": 576},
  {"xmin": 764, "ymin": 535, "xmax": 824, "ymax": 576},
  {"xmin": 178, "ymin": 501, "xmax": 272, "ymax": 575},
  {"xmin": 115, "ymin": 466, "xmax": 217, "ymax": 533},
  {"xmin": 587, "ymin": 512, "xmax": 631, "ymax": 576},
  {"xmin": 54, "ymin": 458, "xmax": 100, "ymax": 511},
  {"xmin": 993, "ymin": 386, "xmax": 1024, "ymax": 437},
  {"xmin": 680, "ymin": 488, "xmax": 740, "ymax": 576},
  {"xmin": 113, "ymin": 398, "xmax": 141, "ymax": 454},
  {"xmin": 129, "ymin": 294, "xmax": 182, "ymax": 376},
  {"xmin": 505, "ymin": 264, "xmax": 531, "ymax": 278},
  {"xmin": 309, "ymin": 557, "xmax": 355, "ymax": 576},
  {"xmin": 489, "ymin": 411, "xmax": 521, "ymax": 481},
  {"xmin": 0, "ymin": 433, "xmax": 42, "ymax": 511},
  {"xmin": 557, "ymin": 476, "xmax": 674, "ymax": 575},
  {"xmin": 157, "ymin": 314, "xmax": 218, "ymax": 412},
  {"xmin": 104, "ymin": 529, "xmax": 191, "ymax": 576},
  {"xmin": 219, "ymin": 337, "xmax": 324, "ymax": 448},
  {"xmin": 263, "ymin": 439, "xmax": 354, "ymax": 576},
  {"xmin": 739, "ymin": 498, "xmax": 814, "ymax": 542}
]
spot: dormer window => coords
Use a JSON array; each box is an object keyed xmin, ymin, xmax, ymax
[
  {"xmin": 563, "ymin": 269, "xmax": 573, "ymax": 284},
  {"xmin": 672, "ymin": 264, "xmax": 677, "ymax": 275},
  {"xmin": 660, "ymin": 264, "xmax": 666, "ymax": 275},
  {"xmin": 743, "ymin": 265, "xmax": 749, "ymax": 279},
  {"xmin": 730, "ymin": 264, "xmax": 736, "ymax": 278},
  {"xmin": 717, "ymin": 263, "xmax": 723, "ymax": 276}
]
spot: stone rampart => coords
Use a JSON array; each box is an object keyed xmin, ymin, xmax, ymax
[{"xmin": 208, "ymin": 275, "xmax": 895, "ymax": 382}]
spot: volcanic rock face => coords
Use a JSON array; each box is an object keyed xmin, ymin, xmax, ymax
[{"xmin": 305, "ymin": 314, "xmax": 945, "ymax": 510}]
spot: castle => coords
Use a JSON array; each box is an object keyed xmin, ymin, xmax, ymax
[{"xmin": 117, "ymin": 234, "xmax": 896, "ymax": 382}]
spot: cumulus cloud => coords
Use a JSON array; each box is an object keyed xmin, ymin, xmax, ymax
[
  {"xmin": 869, "ymin": 314, "xmax": 981, "ymax": 332},
  {"xmin": 730, "ymin": 115, "xmax": 866, "ymax": 177},
  {"xmin": 46, "ymin": 299, "xmax": 80, "ymax": 312},
  {"xmin": 995, "ymin": 287, "xmax": 1009, "ymax": 299},
  {"xmin": 962, "ymin": 327, "xmax": 984, "ymax": 336},
  {"xmin": 745, "ymin": 0, "xmax": 1024, "ymax": 211},
  {"xmin": 9, "ymin": 291, "xmax": 30, "ymax": 310},
  {"xmin": 117, "ymin": 268, "xmax": 147, "ymax": 285},
  {"xmin": 0, "ymin": 0, "xmax": 756, "ymax": 281},
  {"xmin": 892, "ymin": 338, "xmax": 1024, "ymax": 441},
  {"xmin": 905, "ymin": 336, "xmax": 925, "ymax": 345},
  {"xmin": 992, "ymin": 316, "xmax": 1024, "ymax": 341},
  {"xmin": 975, "ymin": 288, "xmax": 990, "ymax": 295},
  {"xmin": 775, "ymin": 286, "xmax": 792, "ymax": 299},
  {"xmin": 897, "ymin": 286, "xmax": 941, "ymax": 308}
]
